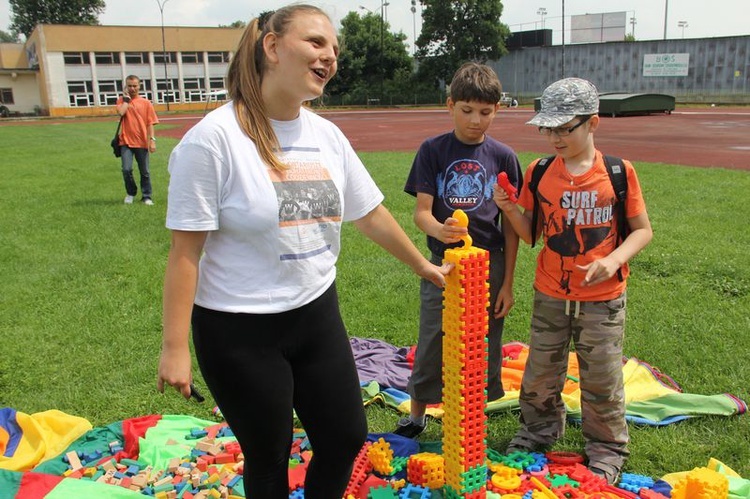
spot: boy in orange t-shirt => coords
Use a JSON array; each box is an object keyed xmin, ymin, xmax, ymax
[{"xmin": 494, "ymin": 77, "xmax": 653, "ymax": 484}]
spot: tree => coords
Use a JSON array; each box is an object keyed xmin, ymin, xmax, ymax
[
  {"xmin": 415, "ymin": 0, "xmax": 510, "ymax": 86},
  {"xmin": 10, "ymin": 0, "xmax": 105, "ymax": 39},
  {"xmin": 0, "ymin": 29, "xmax": 20, "ymax": 42},
  {"xmin": 327, "ymin": 11, "xmax": 412, "ymax": 104},
  {"xmin": 219, "ymin": 21, "xmax": 247, "ymax": 29}
]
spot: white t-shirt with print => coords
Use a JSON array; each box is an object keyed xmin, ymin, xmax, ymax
[{"xmin": 166, "ymin": 103, "xmax": 384, "ymax": 313}]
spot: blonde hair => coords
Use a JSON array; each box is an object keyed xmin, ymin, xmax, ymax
[{"xmin": 227, "ymin": 4, "xmax": 330, "ymax": 171}]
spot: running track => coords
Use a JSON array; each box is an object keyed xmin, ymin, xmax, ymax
[
  {"xmin": 4, "ymin": 107, "xmax": 749, "ymax": 170},
  {"xmin": 156, "ymin": 107, "xmax": 750, "ymax": 170}
]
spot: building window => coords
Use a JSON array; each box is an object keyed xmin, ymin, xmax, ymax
[
  {"xmin": 98, "ymin": 80, "xmax": 123, "ymax": 106},
  {"xmin": 153, "ymin": 52, "xmax": 177, "ymax": 64},
  {"xmin": 67, "ymin": 80, "xmax": 95, "ymax": 107},
  {"xmin": 183, "ymin": 77, "xmax": 205, "ymax": 102},
  {"xmin": 207, "ymin": 52, "xmax": 229, "ymax": 63},
  {"xmin": 0, "ymin": 88, "xmax": 13, "ymax": 104},
  {"xmin": 208, "ymin": 77, "xmax": 225, "ymax": 90},
  {"xmin": 155, "ymin": 78, "xmax": 180, "ymax": 103},
  {"xmin": 139, "ymin": 79, "xmax": 154, "ymax": 101},
  {"xmin": 207, "ymin": 78, "xmax": 227, "ymax": 101},
  {"xmin": 124, "ymin": 52, "xmax": 149, "ymax": 64},
  {"xmin": 181, "ymin": 52, "xmax": 204, "ymax": 64},
  {"xmin": 94, "ymin": 52, "xmax": 121, "ymax": 65},
  {"xmin": 63, "ymin": 52, "xmax": 90, "ymax": 65}
]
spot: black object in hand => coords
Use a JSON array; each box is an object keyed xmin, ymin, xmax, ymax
[
  {"xmin": 189, "ymin": 383, "xmax": 205, "ymax": 403},
  {"xmin": 123, "ymin": 96, "xmax": 131, "ymax": 103}
]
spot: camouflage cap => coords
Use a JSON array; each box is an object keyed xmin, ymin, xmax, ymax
[{"xmin": 527, "ymin": 77, "xmax": 599, "ymax": 128}]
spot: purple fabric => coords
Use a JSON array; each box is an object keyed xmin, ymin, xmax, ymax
[{"xmin": 350, "ymin": 337, "xmax": 413, "ymax": 391}]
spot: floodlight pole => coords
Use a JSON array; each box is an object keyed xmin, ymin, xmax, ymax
[
  {"xmin": 156, "ymin": 0, "xmax": 171, "ymax": 111},
  {"xmin": 380, "ymin": 0, "xmax": 389, "ymax": 104},
  {"xmin": 411, "ymin": 0, "xmax": 417, "ymax": 55},
  {"xmin": 537, "ymin": 7, "xmax": 547, "ymax": 29},
  {"xmin": 663, "ymin": 0, "xmax": 668, "ymax": 39},
  {"xmin": 561, "ymin": 0, "xmax": 565, "ymax": 78},
  {"xmin": 678, "ymin": 20, "xmax": 688, "ymax": 38}
]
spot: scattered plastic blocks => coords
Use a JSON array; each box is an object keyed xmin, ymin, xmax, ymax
[
  {"xmin": 368, "ymin": 485, "xmax": 399, "ymax": 499},
  {"xmin": 407, "ymin": 452, "xmax": 445, "ymax": 488},
  {"xmin": 670, "ymin": 466, "xmax": 730, "ymax": 499},
  {"xmin": 368, "ymin": 437, "xmax": 395, "ymax": 475},
  {"xmin": 345, "ymin": 441, "xmax": 374, "ymax": 497},
  {"xmin": 618, "ymin": 472, "xmax": 655, "ymax": 493},
  {"xmin": 397, "ymin": 483, "xmax": 432, "ymax": 499}
]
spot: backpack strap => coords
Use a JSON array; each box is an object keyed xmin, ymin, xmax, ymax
[
  {"xmin": 529, "ymin": 156, "xmax": 555, "ymax": 248},
  {"xmin": 603, "ymin": 155, "xmax": 629, "ymax": 281}
]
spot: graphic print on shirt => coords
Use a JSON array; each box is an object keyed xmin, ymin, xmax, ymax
[
  {"xmin": 268, "ymin": 148, "xmax": 342, "ymax": 261},
  {"xmin": 540, "ymin": 188, "xmax": 616, "ymax": 294},
  {"xmin": 436, "ymin": 159, "xmax": 493, "ymax": 212}
]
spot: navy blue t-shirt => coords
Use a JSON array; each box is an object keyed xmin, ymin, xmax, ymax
[{"xmin": 404, "ymin": 131, "xmax": 522, "ymax": 256}]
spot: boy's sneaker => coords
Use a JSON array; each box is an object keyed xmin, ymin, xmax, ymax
[
  {"xmin": 589, "ymin": 465, "xmax": 621, "ymax": 485},
  {"xmin": 142, "ymin": 198, "xmax": 154, "ymax": 206},
  {"xmin": 124, "ymin": 195, "xmax": 134, "ymax": 204},
  {"xmin": 393, "ymin": 417, "xmax": 426, "ymax": 438}
]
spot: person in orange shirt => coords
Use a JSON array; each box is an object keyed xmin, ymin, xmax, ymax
[
  {"xmin": 494, "ymin": 77, "xmax": 653, "ymax": 485},
  {"xmin": 116, "ymin": 75, "xmax": 159, "ymax": 205}
]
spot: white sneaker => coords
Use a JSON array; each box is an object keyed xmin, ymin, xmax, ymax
[
  {"xmin": 143, "ymin": 198, "xmax": 154, "ymax": 206},
  {"xmin": 124, "ymin": 195, "xmax": 134, "ymax": 204}
]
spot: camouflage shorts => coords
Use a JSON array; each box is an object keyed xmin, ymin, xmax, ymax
[{"xmin": 509, "ymin": 290, "xmax": 629, "ymax": 471}]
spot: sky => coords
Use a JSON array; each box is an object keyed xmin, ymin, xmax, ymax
[{"xmin": 1, "ymin": 0, "xmax": 747, "ymax": 48}]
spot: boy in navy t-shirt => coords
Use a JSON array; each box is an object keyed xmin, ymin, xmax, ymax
[{"xmin": 395, "ymin": 62, "xmax": 522, "ymax": 437}]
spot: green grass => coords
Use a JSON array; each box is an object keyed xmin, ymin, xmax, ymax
[{"xmin": 1, "ymin": 120, "xmax": 749, "ymax": 479}]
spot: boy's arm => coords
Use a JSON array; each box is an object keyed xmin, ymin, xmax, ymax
[
  {"xmin": 494, "ymin": 188, "xmax": 536, "ymax": 245},
  {"xmin": 578, "ymin": 211, "xmax": 653, "ymax": 286},
  {"xmin": 414, "ymin": 192, "xmax": 467, "ymax": 245},
  {"xmin": 494, "ymin": 212, "xmax": 520, "ymax": 318}
]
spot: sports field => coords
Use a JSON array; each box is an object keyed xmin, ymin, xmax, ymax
[
  {"xmin": 1, "ymin": 108, "xmax": 749, "ymax": 480},
  {"xmin": 152, "ymin": 106, "xmax": 750, "ymax": 169}
]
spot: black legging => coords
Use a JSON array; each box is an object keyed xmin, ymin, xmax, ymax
[{"xmin": 192, "ymin": 283, "xmax": 367, "ymax": 498}]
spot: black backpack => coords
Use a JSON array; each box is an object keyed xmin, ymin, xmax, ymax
[{"xmin": 528, "ymin": 154, "xmax": 630, "ymax": 280}]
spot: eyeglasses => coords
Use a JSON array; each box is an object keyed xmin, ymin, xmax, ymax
[{"xmin": 538, "ymin": 115, "xmax": 592, "ymax": 137}]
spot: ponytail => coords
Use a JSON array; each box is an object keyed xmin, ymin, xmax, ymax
[
  {"xmin": 227, "ymin": 5, "xmax": 329, "ymax": 172},
  {"xmin": 227, "ymin": 18, "xmax": 286, "ymax": 171}
]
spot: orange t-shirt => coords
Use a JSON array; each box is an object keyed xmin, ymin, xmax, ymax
[
  {"xmin": 517, "ymin": 150, "xmax": 647, "ymax": 301},
  {"xmin": 117, "ymin": 95, "xmax": 158, "ymax": 149}
]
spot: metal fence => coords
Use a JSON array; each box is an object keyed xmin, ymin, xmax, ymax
[
  {"xmin": 490, "ymin": 35, "xmax": 750, "ymax": 104},
  {"xmin": 319, "ymin": 90, "xmax": 447, "ymax": 108}
]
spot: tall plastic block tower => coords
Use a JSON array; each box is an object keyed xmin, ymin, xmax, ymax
[{"xmin": 441, "ymin": 209, "xmax": 489, "ymax": 498}]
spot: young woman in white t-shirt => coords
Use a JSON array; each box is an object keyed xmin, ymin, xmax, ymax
[{"xmin": 156, "ymin": 4, "xmax": 451, "ymax": 497}]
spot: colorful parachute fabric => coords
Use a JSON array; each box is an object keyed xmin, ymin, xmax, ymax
[
  {"xmin": 2, "ymin": 409, "xmax": 750, "ymax": 498},
  {"xmin": 0, "ymin": 339, "xmax": 747, "ymax": 497},
  {"xmin": 354, "ymin": 339, "xmax": 747, "ymax": 425},
  {"xmin": 0, "ymin": 411, "xmax": 245, "ymax": 498}
]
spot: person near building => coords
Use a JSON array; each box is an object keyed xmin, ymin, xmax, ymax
[{"xmin": 115, "ymin": 75, "xmax": 158, "ymax": 205}]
